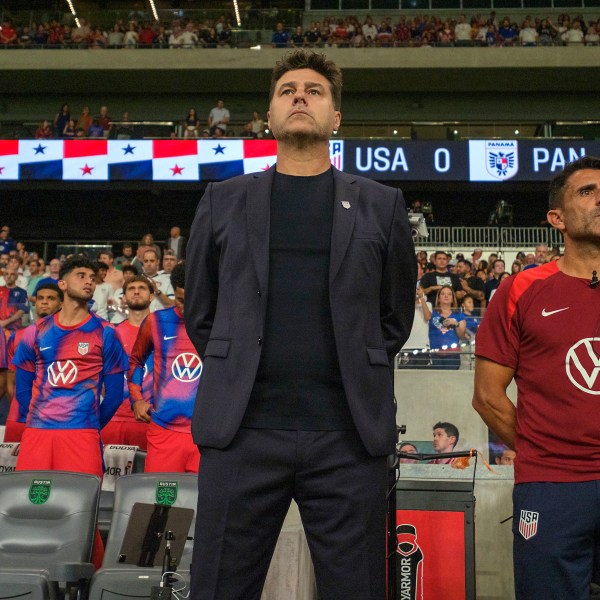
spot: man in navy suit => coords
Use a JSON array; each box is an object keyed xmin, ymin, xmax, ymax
[{"xmin": 185, "ymin": 50, "xmax": 416, "ymax": 600}]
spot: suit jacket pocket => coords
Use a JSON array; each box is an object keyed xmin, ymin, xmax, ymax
[
  {"xmin": 205, "ymin": 338, "xmax": 231, "ymax": 358},
  {"xmin": 367, "ymin": 347, "xmax": 390, "ymax": 366}
]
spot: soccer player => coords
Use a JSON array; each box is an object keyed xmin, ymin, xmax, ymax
[
  {"xmin": 4, "ymin": 282, "xmax": 63, "ymax": 442},
  {"xmin": 101, "ymin": 275, "xmax": 154, "ymax": 450},
  {"xmin": 128, "ymin": 263, "xmax": 201, "ymax": 473},
  {"xmin": 473, "ymin": 156, "xmax": 600, "ymax": 599},
  {"xmin": 13, "ymin": 256, "xmax": 128, "ymax": 567}
]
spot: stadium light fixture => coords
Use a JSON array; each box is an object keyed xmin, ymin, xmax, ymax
[
  {"xmin": 65, "ymin": 0, "xmax": 81, "ymax": 27},
  {"xmin": 232, "ymin": 0, "xmax": 241, "ymax": 27},
  {"xmin": 148, "ymin": 0, "xmax": 159, "ymax": 22}
]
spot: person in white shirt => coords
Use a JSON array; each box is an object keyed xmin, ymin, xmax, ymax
[
  {"xmin": 142, "ymin": 249, "xmax": 174, "ymax": 312},
  {"xmin": 454, "ymin": 14, "xmax": 473, "ymax": 44},
  {"xmin": 91, "ymin": 261, "xmax": 114, "ymax": 320},
  {"xmin": 519, "ymin": 19, "xmax": 538, "ymax": 46}
]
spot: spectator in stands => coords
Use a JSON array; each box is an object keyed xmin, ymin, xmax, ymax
[
  {"xmin": 523, "ymin": 243, "xmax": 548, "ymax": 270},
  {"xmin": 184, "ymin": 108, "xmax": 200, "ymax": 138},
  {"xmin": 114, "ymin": 111, "xmax": 134, "ymax": 139},
  {"xmin": 166, "ymin": 226, "xmax": 187, "ymax": 260},
  {"xmin": 123, "ymin": 21, "xmax": 139, "ymax": 48},
  {"xmin": 208, "ymin": 99, "xmax": 230, "ymax": 136},
  {"xmin": 460, "ymin": 294, "xmax": 481, "ymax": 340},
  {"xmin": 200, "ymin": 27, "xmax": 218, "ymax": 48},
  {"xmin": 271, "ymin": 21, "xmax": 289, "ymax": 48},
  {"xmin": 47, "ymin": 20, "xmax": 64, "ymax": 47},
  {"xmin": 96, "ymin": 105, "xmax": 112, "ymax": 136},
  {"xmin": 87, "ymin": 118, "xmax": 104, "ymax": 138},
  {"xmin": 161, "ymin": 249, "xmax": 177, "ymax": 274},
  {"xmin": 377, "ymin": 20, "xmax": 393, "ymax": 46},
  {"xmin": 427, "ymin": 285, "xmax": 466, "ymax": 370},
  {"xmin": 53, "ymin": 103, "xmax": 70, "ymax": 138},
  {"xmin": 91, "ymin": 261, "xmax": 114, "ymax": 320},
  {"xmin": 97, "ymin": 250, "xmax": 123, "ymax": 292},
  {"xmin": 62, "ymin": 118, "xmax": 76, "ymax": 138},
  {"xmin": 249, "ymin": 110, "xmax": 265, "ymax": 138},
  {"xmin": 35, "ymin": 120, "xmax": 53, "ymax": 139},
  {"xmin": 115, "ymin": 243, "xmax": 135, "ymax": 268},
  {"xmin": 454, "ymin": 14, "xmax": 472, "ymax": 45},
  {"xmin": 420, "ymin": 250, "xmax": 464, "ymax": 305},
  {"xmin": 18, "ymin": 25, "xmax": 33, "ymax": 48},
  {"xmin": 71, "ymin": 17, "xmax": 92, "ymax": 47},
  {"xmin": 138, "ymin": 22, "xmax": 155, "ymax": 47},
  {"xmin": 0, "ymin": 19, "xmax": 17, "ymax": 45},
  {"xmin": 110, "ymin": 264, "xmax": 138, "ymax": 324},
  {"xmin": 218, "ymin": 21, "xmax": 232, "ymax": 47},
  {"xmin": 0, "ymin": 227, "xmax": 15, "ymax": 255},
  {"xmin": 563, "ymin": 20, "xmax": 585, "ymax": 44},
  {"xmin": 585, "ymin": 23, "xmax": 599, "ymax": 45},
  {"xmin": 362, "ymin": 15, "xmax": 378, "ymax": 45},
  {"xmin": 394, "ymin": 16, "xmax": 410, "ymax": 46},
  {"xmin": 498, "ymin": 17, "xmax": 518, "ymax": 45},
  {"xmin": 519, "ymin": 18, "xmax": 538, "ymax": 46},
  {"xmin": 431, "ymin": 422, "xmax": 459, "ymax": 463},
  {"xmin": 290, "ymin": 25, "xmax": 305, "ymax": 48},
  {"xmin": 399, "ymin": 284, "xmax": 432, "ymax": 368},
  {"xmin": 142, "ymin": 249, "xmax": 174, "ymax": 312},
  {"xmin": 319, "ymin": 20, "xmax": 331, "ymax": 45},
  {"xmin": 4, "ymin": 256, "xmax": 28, "ymax": 290},
  {"xmin": 91, "ymin": 26, "xmax": 108, "ymax": 49},
  {"xmin": 33, "ymin": 257, "xmax": 61, "ymax": 298},
  {"xmin": 484, "ymin": 258, "xmax": 506, "ymax": 302},
  {"xmin": 457, "ymin": 259, "xmax": 485, "ymax": 309},
  {"xmin": 76, "ymin": 106, "xmax": 92, "ymax": 134},
  {"xmin": 511, "ymin": 260, "xmax": 522, "ymax": 274},
  {"xmin": 398, "ymin": 442, "xmax": 419, "ymax": 464},
  {"xmin": 304, "ymin": 22, "xmax": 321, "ymax": 47},
  {"xmin": 538, "ymin": 18, "xmax": 557, "ymax": 45},
  {"xmin": 107, "ymin": 23, "xmax": 124, "ymax": 48},
  {"xmin": 135, "ymin": 233, "xmax": 161, "ymax": 265},
  {"xmin": 495, "ymin": 448, "xmax": 516, "ymax": 466}
]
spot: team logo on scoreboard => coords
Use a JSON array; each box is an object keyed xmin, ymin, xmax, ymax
[
  {"xmin": 171, "ymin": 353, "xmax": 202, "ymax": 383},
  {"xmin": 395, "ymin": 524, "xmax": 424, "ymax": 600},
  {"xmin": 47, "ymin": 360, "xmax": 78, "ymax": 387},
  {"xmin": 329, "ymin": 140, "xmax": 344, "ymax": 171},
  {"xmin": 519, "ymin": 510, "xmax": 539, "ymax": 540},
  {"xmin": 78, "ymin": 342, "xmax": 90, "ymax": 355},
  {"xmin": 485, "ymin": 140, "xmax": 518, "ymax": 180},
  {"xmin": 566, "ymin": 338, "xmax": 600, "ymax": 395}
]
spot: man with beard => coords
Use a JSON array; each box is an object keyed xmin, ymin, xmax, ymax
[
  {"xmin": 4, "ymin": 283, "xmax": 63, "ymax": 442},
  {"xmin": 101, "ymin": 276, "xmax": 154, "ymax": 449},
  {"xmin": 12, "ymin": 256, "xmax": 128, "ymax": 568}
]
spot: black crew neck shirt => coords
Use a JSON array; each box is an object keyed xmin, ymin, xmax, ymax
[{"xmin": 243, "ymin": 168, "xmax": 355, "ymax": 430}]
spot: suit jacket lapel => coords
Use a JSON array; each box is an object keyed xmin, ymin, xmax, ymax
[
  {"xmin": 246, "ymin": 167, "xmax": 274, "ymax": 294},
  {"xmin": 330, "ymin": 169, "xmax": 359, "ymax": 284}
]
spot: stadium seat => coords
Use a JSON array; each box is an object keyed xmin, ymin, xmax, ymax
[
  {"xmin": 89, "ymin": 472, "xmax": 197, "ymax": 600},
  {"xmin": 0, "ymin": 470, "xmax": 100, "ymax": 600},
  {"xmin": 98, "ymin": 449, "xmax": 147, "ymax": 541}
]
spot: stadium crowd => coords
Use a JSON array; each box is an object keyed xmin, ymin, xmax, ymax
[{"xmin": 0, "ymin": 11, "xmax": 599, "ymax": 49}]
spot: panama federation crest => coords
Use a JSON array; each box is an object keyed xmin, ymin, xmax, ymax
[
  {"xmin": 156, "ymin": 481, "xmax": 178, "ymax": 506},
  {"xmin": 29, "ymin": 479, "xmax": 52, "ymax": 504},
  {"xmin": 485, "ymin": 140, "xmax": 519, "ymax": 180}
]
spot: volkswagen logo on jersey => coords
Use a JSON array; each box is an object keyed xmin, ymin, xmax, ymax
[
  {"xmin": 171, "ymin": 352, "xmax": 202, "ymax": 383},
  {"xmin": 47, "ymin": 360, "xmax": 78, "ymax": 387},
  {"xmin": 566, "ymin": 338, "xmax": 600, "ymax": 395}
]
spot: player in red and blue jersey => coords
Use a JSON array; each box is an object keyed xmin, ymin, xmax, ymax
[
  {"xmin": 473, "ymin": 157, "xmax": 600, "ymax": 600},
  {"xmin": 4, "ymin": 282, "xmax": 63, "ymax": 443},
  {"xmin": 128, "ymin": 263, "xmax": 201, "ymax": 473},
  {"xmin": 101, "ymin": 275, "xmax": 155, "ymax": 450},
  {"xmin": 13, "ymin": 257, "xmax": 128, "ymax": 566}
]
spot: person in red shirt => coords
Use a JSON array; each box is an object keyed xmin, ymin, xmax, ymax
[
  {"xmin": 101, "ymin": 276, "xmax": 154, "ymax": 449},
  {"xmin": 473, "ymin": 156, "xmax": 600, "ymax": 600},
  {"xmin": 0, "ymin": 20, "xmax": 17, "ymax": 45}
]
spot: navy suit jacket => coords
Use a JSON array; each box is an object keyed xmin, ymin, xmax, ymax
[{"xmin": 185, "ymin": 166, "xmax": 416, "ymax": 456}]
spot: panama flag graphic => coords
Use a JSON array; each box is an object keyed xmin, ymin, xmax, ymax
[
  {"xmin": 197, "ymin": 139, "xmax": 244, "ymax": 180},
  {"xmin": 0, "ymin": 140, "xmax": 19, "ymax": 180},
  {"xmin": 19, "ymin": 139, "xmax": 63, "ymax": 180},
  {"xmin": 152, "ymin": 140, "xmax": 199, "ymax": 181},
  {"xmin": 63, "ymin": 140, "xmax": 109, "ymax": 180},
  {"xmin": 108, "ymin": 140, "xmax": 153, "ymax": 180},
  {"xmin": 242, "ymin": 140, "xmax": 278, "ymax": 174}
]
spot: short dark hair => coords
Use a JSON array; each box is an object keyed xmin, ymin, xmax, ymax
[
  {"xmin": 143, "ymin": 248, "xmax": 159, "ymax": 260},
  {"xmin": 548, "ymin": 156, "xmax": 600, "ymax": 210},
  {"xmin": 123, "ymin": 274, "xmax": 154, "ymax": 295},
  {"xmin": 36, "ymin": 282, "xmax": 64, "ymax": 301},
  {"xmin": 59, "ymin": 256, "xmax": 98, "ymax": 280},
  {"xmin": 122, "ymin": 264, "xmax": 138, "ymax": 275},
  {"xmin": 434, "ymin": 250, "xmax": 447, "ymax": 259},
  {"xmin": 433, "ymin": 421, "xmax": 459, "ymax": 445},
  {"xmin": 122, "ymin": 242, "xmax": 133, "ymax": 250},
  {"xmin": 170, "ymin": 262, "xmax": 185, "ymax": 290},
  {"xmin": 98, "ymin": 250, "xmax": 113, "ymax": 259},
  {"xmin": 269, "ymin": 50, "xmax": 342, "ymax": 111},
  {"xmin": 96, "ymin": 261, "xmax": 109, "ymax": 271}
]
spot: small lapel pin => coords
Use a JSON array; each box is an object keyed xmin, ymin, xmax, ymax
[{"xmin": 341, "ymin": 201, "xmax": 351, "ymax": 210}]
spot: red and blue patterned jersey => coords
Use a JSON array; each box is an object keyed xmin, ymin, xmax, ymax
[
  {"xmin": 13, "ymin": 312, "xmax": 129, "ymax": 429},
  {"xmin": 0, "ymin": 286, "xmax": 29, "ymax": 330},
  {"xmin": 128, "ymin": 306, "xmax": 201, "ymax": 433},
  {"xmin": 113, "ymin": 320, "xmax": 154, "ymax": 422},
  {"xmin": 0, "ymin": 328, "xmax": 7, "ymax": 369},
  {"xmin": 7, "ymin": 327, "xmax": 27, "ymax": 423}
]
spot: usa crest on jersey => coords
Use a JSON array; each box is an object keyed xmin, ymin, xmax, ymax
[
  {"xmin": 519, "ymin": 509, "xmax": 539, "ymax": 540},
  {"xmin": 78, "ymin": 342, "xmax": 89, "ymax": 355}
]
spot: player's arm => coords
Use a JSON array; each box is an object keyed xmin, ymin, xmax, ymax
[
  {"xmin": 128, "ymin": 317, "xmax": 153, "ymax": 423},
  {"xmin": 99, "ymin": 372, "xmax": 124, "ymax": 429},
  {"xmin": 154, "ymin": 283, "xmax": 175, "ymax": 307},
  {"xmin": 380, "ymin": 188, "xmax": 417, "ymax": 361},
  {"xmin": 98, "ymin": 325, "xmax": 129, "ymax": 428},
  {"xmin": 15, "ymin": 366, "xmax": 35, "ymax": 413},
  {"xmin": 472, "ymin": 356, "xmax": 516, "ymax": 449},
  {"xmin": 0, "ymin": 310, "xmax": 24, "ymax": 328}
]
